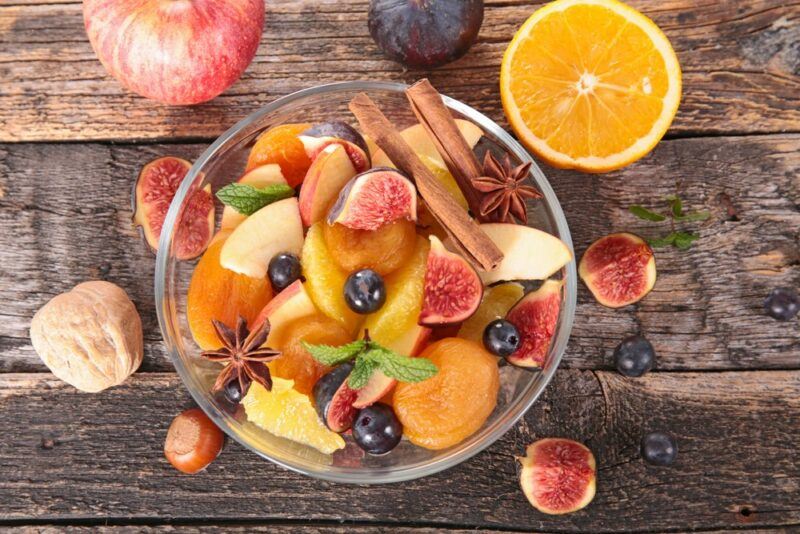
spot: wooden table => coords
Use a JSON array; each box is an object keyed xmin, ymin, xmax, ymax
[{"xmin": 1, "ymin": 1, "xmax": 798, "ymax": 531}]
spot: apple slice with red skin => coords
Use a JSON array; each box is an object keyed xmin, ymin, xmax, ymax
[
  {"xmin": 579, "ymin": 232, "xmax": 656, "ymax": 308},
  {"xmin": 477, "ymin": 223, "xmax": 572, "ymax": 285},
  {"xmin": 252, "ymin": 279, "xmax": 317, "ymax": 344},
  {"xmin": 299, "ymin": 121, "xmax": 371, "ymax": 173},
  {"xmin": 327, "ymin": 167, "xmax": 417, "ymax": 231},
  {"xmin": 505, "ymin": 279, "xmax": 562, "ymax": 368},
  {"xmin": 298, "ymin": 144, "xmax": 357, "ymax": 226},
  {"xmin": 419, "ymin": 235, "xmax": 483, "ymax": 326},
  {"xmin": 519, "ymin": 438, "xmax": 596, "ymax": 515}
]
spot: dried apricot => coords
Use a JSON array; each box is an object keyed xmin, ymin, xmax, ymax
[
  {"xmin": 269, "ymin": 315, "xmax": 352, "ymax": 395},
  {"xmin": 246, "ymin": 123, "xmax": 312, "ymax": 187},
  {"xmin": 187, "ymin": 232, "xmax": 273, "ymax": 350},
  {"xmin": 322, "ymin": 219, "xmax": 417, "ymax": 276},
  {"xmin": 393, "ymin": 338, "xmax": 499, "ymax": 450}
]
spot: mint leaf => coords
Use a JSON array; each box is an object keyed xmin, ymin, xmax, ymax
[
  {"xmin": 348, "ymin": 357, "xmax": 378, "ymax": 389},
  {"xmin": 666, "ymin": 195, "xmax": 683, "ymax": 218},
  {"xmin": 675, "ymin": 210, "xmax": 711, "ymax": 222},
  {"xmin": 629, "ymin": 205, "xmax": 666, "ymax": 222},
  {"xmin": 216, "ymin": 183, "xmax": 294, "ymax": 216},
  {"xmin": 302, "ymin": 340, "xmax": 366, "ymax": 366},
  {"xmin": 648, "ymin": 233, "xmax": 678, "ymax": 248},
  {"xmin": 673, "ymin": 231, "xmax": 700, "ymax": 250},
  {"xmin": 371, "ymin": 348, "xmax": 438, "ymax": 383}
]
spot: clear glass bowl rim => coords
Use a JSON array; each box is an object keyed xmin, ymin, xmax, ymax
[{"xmin": 155, "ymin": 80, "xmax": 577, "ymax": 484}]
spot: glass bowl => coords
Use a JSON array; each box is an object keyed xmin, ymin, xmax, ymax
[{"xmin": 155, "ymin": 81, "xmax": 576, "ymax": 484}]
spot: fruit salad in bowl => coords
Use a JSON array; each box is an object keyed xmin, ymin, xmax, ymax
[{"xmin": 155, "ymin": 81, "xmax": 576, "ymax": 483}]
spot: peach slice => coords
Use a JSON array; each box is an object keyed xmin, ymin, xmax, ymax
[
  {"xmin": 298, "ymin": 144, "xmax": 357, "ymax": 227},
  {"xmin": 252, "ymin": 279, "xmax": 318, "ymax": 345},
  {"xmin": 220, "ymin": 164, "xmax": 288, "ymax": 231},
  {"xmin": 219, "ymin": 197, "xmax": 304, "ymax": 279},
  {"xmin": 477, "ymin": 223, "xmax": 573, "ymax": 284},
  {"xmin": 371, "ymin": 119, "xmax": 483, "ymax": 168}
]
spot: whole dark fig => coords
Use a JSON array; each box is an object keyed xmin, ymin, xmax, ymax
[{"xmin": 368, "ymin": 0, "xmax": 484, "ymax": 68}]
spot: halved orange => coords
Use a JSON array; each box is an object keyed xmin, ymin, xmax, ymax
[{"xmin": 500, "ymin": 0, "xmax": 681, "ymax": 172}]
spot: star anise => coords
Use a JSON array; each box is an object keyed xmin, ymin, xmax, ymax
[
  {"xmin": 200, "ymin": 316, "xmax": 280, "ymax": 396},
  {"xmin": 471, "ymin": 152, "xmax": 542, "ymax": 224}
]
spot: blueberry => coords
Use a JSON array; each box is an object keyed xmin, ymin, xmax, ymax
[
  {"xmin": 614, "ymin": 335, "xmax": 655, "ymax": 377},
  {"xmin": 344, "ymin": 269, "xmax": 386, "ymax": 314},
  {"xmin": 764, "ymin": 287, "xmax": 799, "ymax": 321},
  {"xmin": 352, "ymin": 403, "xmax": 403, "ymax": 455},
  {"xmin": 312, "ymin": 363, "xmax": 354, "ymax": 423},
  {"xmin": 483, "ymin": 319, "xmax": 520, "ymax": 357},
  {"xmin": 268, "ymin": 253, "xmax": 302, "ymax": 292},
  {"xmin": 641, "ymin": 432, "xmax": 678, "ymax": 466}
]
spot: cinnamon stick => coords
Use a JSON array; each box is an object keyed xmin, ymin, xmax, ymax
[
  {"xmin": 348, "ymin": 92, "xmax": 503, "ymax": 271},
  {"xmin": 405, "ymin": 79, "xmax": 486, "ymax": 220}
]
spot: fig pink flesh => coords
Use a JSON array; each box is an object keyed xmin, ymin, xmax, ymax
[
  {"xmin": 419, "ymin": 237, "xmax": 482, "ymax": 325},
  {"xmin": 506, "ymin": 281, "xmax": 561, "ymax": 367},
  {"xmin": 581, "ymin": 233, "xmax": 655, "ymax": 306},
  {"xmin": 327, "ymin": 381, "xmax": 358, "ymax": 432},
  {"xmin": 522, "ymin": 439, "xmax": 596, "ymax": 514},
  {"xmin": 331, "ymin": 170, "xmax": 416, "ymax": 231}
]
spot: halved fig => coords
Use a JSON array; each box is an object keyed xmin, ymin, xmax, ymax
[
  {"xmin": 327, "ymin": 167, "xmax": 417, "ymax": 231},
  {"xmin": 299, "ymin": 121, "xmax": 370, "ymax": 173},
  {"xmin": 505, "ymin": 279, "xmax": 562, "ymax": 368},
  {"xmin": 132, "ymin": 156, "xmax": 214, "ymax": 260},
  {"xmin": 313, "ymin": 362, "xmax": 358, "ymax": 432},
  {"xmin": 519, "ymin": 438, "xmax": 597, "ymax": 515},
  {"xmin": 419, "ymin": 235, "xmax": 483, "ymax": 326},
  {"xmin": 579, "ymin": 232, "xmax": 656, "ymax": 308}
]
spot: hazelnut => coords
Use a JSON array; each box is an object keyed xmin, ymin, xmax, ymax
[{"xmin": 30, "ymin": 281, "xmax": 143, "ymax": 392}]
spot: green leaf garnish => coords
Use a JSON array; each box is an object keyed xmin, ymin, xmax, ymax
[
  {"xmin": 673, "ymin": 231, "xmax": 700, "ymax": 250},
  {"xmin": 629, "ymin": 205, "xmax": 666, "ymax": 222},
  {"xmin": 348, "ymin": 357, "xmax": 378, "ymax": 389},
  {"xmin": 371, "ymin": 348, "xmax": 438, "ymax": 383},
  {"xmin": 215, "ymin": 183, "xmax": 294, "ymax": 216},
  {"xmin": 648, "ymin": 233, "xmax": 678, "ymax": 248},
  {"xmin": 301, "ymin": 340, "xmax": 366, "ymax": 366},
  {"xmin": 667, "ymin": 194, "xmax": 683, "ymax": 218},
  {"xmin": 674, "ymin": 211, "xmax": 711, "ymax": 222}
]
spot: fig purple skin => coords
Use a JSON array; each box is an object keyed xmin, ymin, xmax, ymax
[
  {"xmin": 302, "ymin": 122, "xmax": 369, "ymax": 157},
  {"xmin": 368, "ymin": 0, "xmax": 484, "ymax": 68}
]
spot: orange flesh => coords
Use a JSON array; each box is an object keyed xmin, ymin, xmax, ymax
[
  {"xmin": 246, "ymin": 123, "xmax": 312, "ymax": 187},
  {"xmin": 322, "ymin": 219, "xmax": 417, "ymax": 276}
]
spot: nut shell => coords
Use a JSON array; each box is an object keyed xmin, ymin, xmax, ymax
[{"xmin": 30, "ymin": 281, "xmax": 143, "ymax": 393}]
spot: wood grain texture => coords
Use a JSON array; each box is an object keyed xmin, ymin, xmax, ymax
[
  {"xmin": 1, "ymin": 0, "xmax": 798, "ymax": 142},
  {"xmin": 1, "ymin": 370, "xmax": 798, "ymax": 531},
  {"xmin": 1, "ymin": 134, "xmax": 797, "ymax": 373}
]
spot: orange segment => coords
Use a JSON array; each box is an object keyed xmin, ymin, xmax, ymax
[
  {"xmin": 246, "ymin": 123, "xmax": 312, "ymax": 187},
  {"xmin": 187, "ymin": 232, "xmax": 273, "ymax": 350},
  {"xmin": 500, "ymin": 0, "xmax": 681, "ymax": 172}
]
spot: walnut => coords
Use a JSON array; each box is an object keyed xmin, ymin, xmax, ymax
[{"xmin": 30, "ymin": 281, "xmax": 143, "ymax": 393}]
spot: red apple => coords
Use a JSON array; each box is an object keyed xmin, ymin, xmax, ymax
[{"xmin": 83, "ymin": 0, "xmax": 264, "ymax": 105}]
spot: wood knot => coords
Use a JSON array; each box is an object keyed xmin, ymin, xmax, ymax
[
  {"xmin": 736, "ymin": 505, "xmax": 756, "ymax": 523},
  {"xmin": 40, "ymin": 437, "xmax": 56, "ymax": 450}
]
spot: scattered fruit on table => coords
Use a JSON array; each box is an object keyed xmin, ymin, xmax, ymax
[
  {"xmin": 394, "ymin": 338, "xmax": 499, "ymax": 450},
  {"xmin": 187, "ymin": 233, "xmax": 274, "ymax": 350},
  {"xmin": 246, "ymin": 123, "xmax": 313, "ymax": 186},
  {"xmin": 477, "ymin": 223, "xmax": 572, "ymax": 285},
  {"xmin": 459, "ymin": 282, "xmax": 525, "ymax": 343},
  {"xmin": 133, "ymin": 156, "xmax": 214, "ymax": 260},
  {"xmin": 352, "ymin": 402, "xmax": 403, "ymax": 455},
  {"xmin": 30, "ymin": 281, "xmax": 143, "ymax": 393},
  {"xmin": 244, "ymin": 379, "xmax": 346, "ymax": 454},
  {"xmin": 328, "ymin": 168, "xmax": 417, "ymax": 230},
  {"xmin": 500, "ymin": 0, "xmax": 681, "ymax": 172},
  {"xmin": 641, "ymin": 431, "xmax": 678, "ymax": 466},
  {"xmin": 482, "ymin": 319, "xmax": 521, "ymax": 358},
  {"xmin": 83, "ymin": 0, "xmax": 264, "ymax": 105},
  {"xmin": 419, "ymin": 235, "xmax": 483, "ymax": 326},
  {"xmin": 268, "ymin": 253, "xmax": 303, "ymax": 293},
  {"xmin": 614, "ymin": 335, "xmax": 655, "ymax": 377},
  {"xmin": 164, "ymin": 408, "xmax": 224, "ymax": 474},
  {"xmin": 368, "ymin": 0, "xmax": 484, "ymax": 68},
  {"xmin": 302, "ymin": 223, "xmax": 362, "ymax": 332},
  {"xmin": 579, "ymin": 232, "xmax": 656, "ymax": 308},
  {"xmin": 220, "ymin": 165, "xmax": 289, "ymax": 231},
  {"xmin": 220, "ymin": 197, "xmax": 304, "ymax": 279},
  {"xmin": 505, "ymin": 279, "xmax": 562, "ymax": 368},
  {"xmin": 252, "ymin": 280, "xmax": 318, "ymax": 345},
  {"xmin": 519, "ymin": 438, "xmax": 596, "ymax": 514},
  {"xmin": 313, "ymin": 362, "xmax": 358, "ymax": 432},
  {"xmin": 323, "ymin": 219, "xmax": 418, "ymax": 276},
  {"xmin": 764, "ymin": 287, "xmax": 799, "ymax": 321},
  {"xmin": 299, "ymin": 122, "xmax": 371, "ymax": 172},
  {"xmin": 299, "ymin": 144, "xmax": 359, "ymax": 226},
  {"xmin": 344, "ymin": 269, "xmax": 387, "ymax": 314},
  {"xmin": 269, "ymin": 314, "xmax": 352, "ymax": 395}
]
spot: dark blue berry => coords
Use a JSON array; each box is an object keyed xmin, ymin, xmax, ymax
[
  {"xmin": 313, "ymin": 363, "xmax": 354, "ymax": 423},
  {"xmin": 483, "ymin": 319, "xmax": 520, "ymax": 357},
  {"xmin": 764, "ymin": 287, "xmax": 799, "ymax": 321},
  {"xmin": 268, "ymin": 253, "xmax": 302, "ymax": 292},
  {"xmin": 641, "ymin": 432, "xmax": 678, "ymax": 466},
  {"xmin": 344, "ymin": 269, "xmax": 386, "ymax": 314},
  {"xmin": 352, "ymin": 403, "xmax": 403, "ymax": 455},
  {"xmin": 614, "ymin": 335, "xmax": 655, "ymax": 377}
]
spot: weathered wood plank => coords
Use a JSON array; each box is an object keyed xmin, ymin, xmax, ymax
[
  {"xmin": 1, "ymin": 0, "xmax": 798, "ymax": 142},
  {"xmin": 1, "ymin": 134, "xmax": 797, "ymax": 373},
  {"xmin": 5, "ymin": 528, "xmax": 505, "ymax": 533},
  {"xmin": 0, "ymin": 370, "xmax": 798, "ymax": 531}
]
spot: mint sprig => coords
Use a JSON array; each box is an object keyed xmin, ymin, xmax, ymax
[
  {"xmin": 629, "ymin": 194, "xmax": 710, "ymax": 250},
  {"xmin": 304, "ymin": 332, "xmax": 438, "ymax": 389},
  {"xmin": 216, "ymin": 183, "xmax": 294, "ymax": 216}
]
